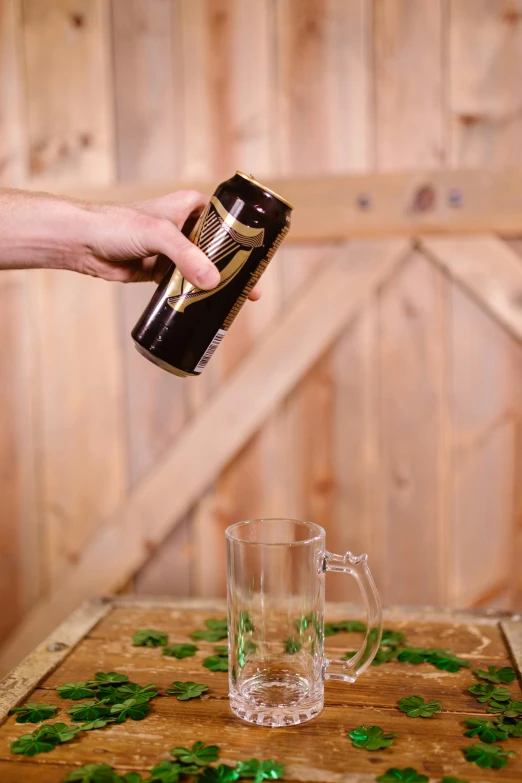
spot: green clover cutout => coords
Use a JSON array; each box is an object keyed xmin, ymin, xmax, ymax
[
  {"xmin": 488, "ymin": 699, "xmax": 522, "ymax": 717},
  {"xmin": 11, "ymin": 722, "xmax": 80, "ymax": 756},
  {"xmin": 132, "ymin": 629, "xmax": 168, "ymax": 647},
  {"xmin": 380, "ymin": 629, "xmax": 406, "ymax": 647},
  {"xmin": 9, "ymin": 702, "xmax": 58, "ymax": 724},
  {"xmin": 333, "ymin": 620, "xmax": 367, "ymax": 633},
  {"xmin": 398, "ymin": 696, "xmax": 442, "ymax": 718},
  {"xmin": 427, "ymin": 650, "xmax": 471, "ymax": 672},
  {"xmin": 342, "ymin": 647, "xmax": 398, "ymax": 666},
  {"xmin": 348, "ymin": 725, "xmax": 396, "ymax": 750},
  {"xmin": 165, "ymin": 681, "xmax": 209, "ymax": 700},
  {"xmin": 294, "ymin": 614, "xmax": 314, "ymax": 634},
  {"xmin": 376, "ymin": 768, "xmax": 428, "ymax": 783},
  {"xmin": 199, "ymin": 765, "xmax": 240, "ymax": 783},
  {"xmin": 88, "ymin": 671, "xmax": 129, "ymax": 686},
  {"xmin": 468, "ymin": 683, "xmax": 511, "ymax": 703},
  {"xmin": 79, "ymin": 718, "xmax": 115, "ymax": 731},
  {"xmin": 163, "ymin": 643, "xmax": 198, "ymax": 659},
  {"xmin": 473, "ymin": 665, "xmax": 516, "ymax": 684},
  {"xmin": 441, "ymin": 778, "xmax": 469, "ymax": 783},
  {"xmin": 464, "ymin": 717, "xmax": 510, "ymax": 743},
  {"xmin": 110, "ymin": 696, "xmax": 151, "ymax": 722},
  {"xmin": 56, "ymin": 682, "xmax": 97, "ymax": 700},
  {"xmin": 235, "ymin": 759, "xmax": 285, "ymax": 783},
  {"xmin": 396, "ymin": 647, "xmax": 431, "ymax": 664},
  {"xmin": 203, "ymin": 648, "xmax": 229, "ymax": 672},
  {"xmin": 114, "ymin": 683, "xmax": 158, "ymax": 701},
  {"xmin": 238, "ymin": 611, "xmax": 255, "ymax": 633},
  {"xmin": 171, "ymin": 740, "xmax": 220, "ymax": 766},
  {"xmin": 498, "ymin": 718, "xmax": 522, "ymax": 737},
  {"xmin": 148, "ymin": 760, "xmax": 184, "ymax": 783},
  {"xmin": 96, "ymin": 686, "xmax": 124, "ymax": 705},
  {"xmin": 67, "ymin": 699, "xmax": 110, "ymax": 722},
  {"xmin": 191, "ymin": 618, "xmax": 228, "ymax": 642},
  {"xmin": 283, "ymin": 637, "xmax": 301, "ymax": 655},
  {"xmin": 462, "ymin": 742, "xmax": 515, "ymax": 769},
  {"xmin": 64, "ymin": 763, "xmax": 119, "ymax": 782}
]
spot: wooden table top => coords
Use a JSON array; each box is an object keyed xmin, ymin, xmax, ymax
[{"xmin": 1, "ymin": 598, "xmax": 522, "ymax": 782}]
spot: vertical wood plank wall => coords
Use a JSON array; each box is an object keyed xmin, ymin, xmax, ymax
[{"xmin": 1, "ymin": 0, "xmax": 522, "ymax": 652}]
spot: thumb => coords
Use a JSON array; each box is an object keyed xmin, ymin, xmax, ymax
[{"xmin": 137, "ymin": 215, "xmax": 220, "ymax": 290}]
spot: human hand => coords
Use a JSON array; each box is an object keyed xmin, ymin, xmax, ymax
[{"xmin": 0, "ymin": 188, "xmax": 260, "ymax": 299}]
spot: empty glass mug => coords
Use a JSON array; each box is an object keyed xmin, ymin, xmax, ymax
[{"xmin": 226, "ymin": 518, "xmax": 382, "ymax": 727}]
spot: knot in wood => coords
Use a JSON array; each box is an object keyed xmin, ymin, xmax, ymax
[
  {"xmin": 412, "ymin": 184, "xmax": 436, "ymax": 212},
  {"xmin": 47, "ymin": 642, "xmax": 68, "ymax": 652}
]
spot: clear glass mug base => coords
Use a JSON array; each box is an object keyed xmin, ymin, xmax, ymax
[{"xmin": 229, "ymin": 672, "xmax": 324, "ymax": 727}]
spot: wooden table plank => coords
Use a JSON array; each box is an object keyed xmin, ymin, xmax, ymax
[{"xmin": 1, "ymin": 599, "xmax": 522, "ymax": 782}]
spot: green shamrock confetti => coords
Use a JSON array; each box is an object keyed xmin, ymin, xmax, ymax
[
  {"xmin": 294, "ymin": 614, "xmax": 314, "ymax": 634},
  {"xmin": 67, "ymin": 699, "xmax": 110, "ymax": 722},
  {"xmin": 488, "ymin": 699, "xmax": 522, "ymax": 717},
  {"xmin": 427, "ymin": 650, "xmax": 471, "ymax": 672},
  {"xmin": 498, "ymin": 718, "xmax": 522, "ymax": 737},
  {"xmin": 57, "ymin": 682, "xmax": 97, "ymax": 700},
  {"xmin": 380, "ymin": 629, "xmax": 406, "ymax": 647},
  {"xmin": 235, "ymin": 759, "xmax": 285, "ymax": 783},
  {"xmin": 398, "ymin": 696, "xmax": 442, "ymax": 718},
  {"xmin": 163, "ymin": 643, "xmax": 198, "ymax": 659},
  {"xmin": 462, "ymin": 742, "xmax": 515, "ymax": 769},
  {"xmin": 203, "ymin": 646, "xmax": 229, "ymax": 672},
  {"xmin": 323, "ymin": 623, "xmax": 338, "ymax": 637},
  {"xmin": 114, "ymin": 683, "xmax": 158, "ymax": 701},
  {"xmin": 238, "ymin": 639, "xmax": 257, "ymax": 668},
  {"xmin": 396, "ymin": 647, "xmax": 431, "ymax": 665},
  {"xmin": 199, "ymin": 765, "xmax": 240, "ymax": 783},
  {"xmin": 96, "ymin": 686, "xmax": 124, "ymax": 705},
  {"xmin": 238, "ymin": 611, "xmax": 254, "ymax": 633},
  {"xmin": 171, "ymin": 740, "xmax": 220, "ymax": 766},
  {"xmin": 376, "ymin": 769, "xmax": 428, "ymax": 783},
  {"xmin": 283, "ymin": 636, "xmax": 301, "ymax": 655},
  {"xmin": 441, "ymin": 778, "xmax": 469, "ymax": 783},
  {"xmin": 464, "ymin": 717, "xmax": 510, "ymax": 743},
  {"xmin": 473, "ymin": 665, "xmax": 516, "ymax": 684},
  {"xmin": 110, "ymin": 697, "xmax": 151, "ymax": 722},
  {"xmin": 9, "ymin": 702, "xmax": 58, "ymax": 724},
  {"xmin": 64, "ymin": 763, "xmax": 118, "ymax": 782},
  {"xmin": 79, "ymin": 718, "xmax": 115, "ymax": 731},
  {"xmin": 333, "ymin": 620, "xmax": 367, "ymax": 633},
  {"xmin": 87, "ymin": 671, "xmax": 129, "ymax": 686},
  {"xmin": 132, "ymin": 629, "xmax": 168, "ymax": 647},
  {"xmin": 191, "ymin": 618, "xmax": 228, "ymax": 642},
  {"xmin": 348, "ymin": 725, "xmax": 396, "ymax": 750},
  {"xmin": 122, "ymin": 774, "xmax": 145, "ymax": 783},
  {"xmin": 468, "ymin": 683, "xmax": 511, "ymax": 703},
  {"xmin": 165, "ymin": 681, "xmax": 209, "ymax": 700},
  {"xmin": 148, "ymin": 760, "xmax": 184, "ymax": 783},
  {"xmin": 11, "ymin": 722, "xmax": 80, "ymax": 757}
]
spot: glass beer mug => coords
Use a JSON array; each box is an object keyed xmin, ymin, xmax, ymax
[{"xmin": 226, "ymin": 519, "xmax": 382, "ymax": 727}]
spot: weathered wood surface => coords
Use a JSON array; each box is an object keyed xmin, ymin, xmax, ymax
[
  {"xmin": 44, "ymin": 167, "xmax": 522, "ymax": 239},
  {"xmin": 1, "ymin": 600, "xmax": 522, "ymax": 782}
]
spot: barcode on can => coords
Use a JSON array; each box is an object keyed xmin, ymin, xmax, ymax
[{"xmin": 194, "ymin": 329, "xmax": 227, "ymax": 373}]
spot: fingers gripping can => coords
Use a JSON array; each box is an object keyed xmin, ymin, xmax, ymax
[{"xmin": 131, "ymin": 171, "xmax": 293, "ymax": 377}]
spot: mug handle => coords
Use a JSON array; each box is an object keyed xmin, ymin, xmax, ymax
[{"xmin": 323, "ymin": 551, "xmax": 383, "ymax": 682}]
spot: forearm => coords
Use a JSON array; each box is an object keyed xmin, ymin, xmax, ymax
[{"xmin": 0, "ymin": 188, "xmax": 93, "ymax": 271}]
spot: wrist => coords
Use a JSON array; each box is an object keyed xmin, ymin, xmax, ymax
[{"xmin": 0, "ymin": 189, "xmax": 93, "ymax": 272}]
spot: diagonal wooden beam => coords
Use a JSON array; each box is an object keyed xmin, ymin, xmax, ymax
[
  {"xmin": 420, "ymin": 235, "xmax": 522, "ymax": 344},
  {"xmin": 0, "ymin": 240, "xmax": 410, "ymax": 672}
]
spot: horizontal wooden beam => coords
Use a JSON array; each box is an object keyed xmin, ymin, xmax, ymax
[
  {"xmin": 0, "ymin": 239, "xmax": 410, "ymax": 673},
  {"xmin": 36, "ymin": 168, "xmax": 522, "ymax": 240},
  {"xmin": 420, "ymin": 235, "xmax": 522, "ymax": 344}
]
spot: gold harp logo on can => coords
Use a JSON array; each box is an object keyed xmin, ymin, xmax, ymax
[{"xmin": 166, "ymin": 196, "xmax": 265, "ymax": 312}]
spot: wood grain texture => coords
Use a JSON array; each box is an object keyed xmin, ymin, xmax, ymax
[
  {"xmin": 449, "ymin": 0, "xmax": 522, "ymax": 167},
  {"xmin": 1, "ymin": 601, "xmax": 522, "ymax": 782},
  {"xmin": 111, "ymin": 0, "xmax": 180, "ymax": 181},
  {"xmin": 22, "ymin": 0, "xmax": 114, "ymax": 186},
  {"xmin": 0, "ymin": 241, "xmax": 409, "ymax": 673},
  {"xmin": 374, "ymin": 0, "xmax": 446, "ymax": 170},
  {"xmin": 0, "ymin": 0, "xmax": 26, "ymax": 185},
  {"xmin": 276, "ymin": 0, "xmax": 372, "ymax": 174},
  {"xmin": 377, "ymin": 253, "xmax": 450, "ymax": 605}
]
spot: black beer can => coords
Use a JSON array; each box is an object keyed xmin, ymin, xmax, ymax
[{"xmin": 131, "ymin": 171, "xmax": 293, "ymax": 377}]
